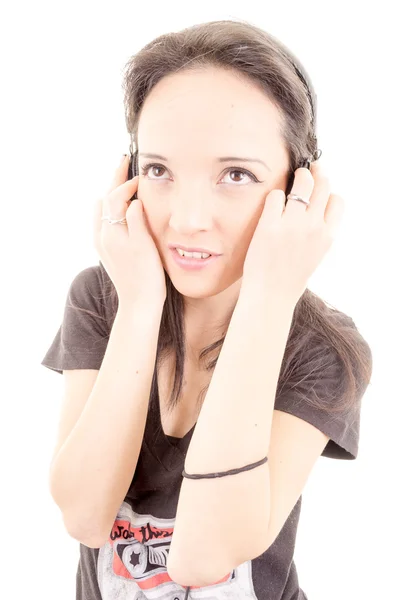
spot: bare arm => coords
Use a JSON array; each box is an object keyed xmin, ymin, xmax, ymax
[
  {"xmin": 167, "ymin": 291, "xmax": 294, "ymax": 586},
  {"xmin": 49, "ymin": 300, "xmax": 164, "ymax": 547}
]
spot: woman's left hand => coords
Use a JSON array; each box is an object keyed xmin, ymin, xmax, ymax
[{"xmin": 241, "ymin": 161, "xmax": 345, "ymax": 306}]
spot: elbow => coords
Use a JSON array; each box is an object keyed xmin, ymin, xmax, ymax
[
  {"xmin": 49, "ymin": 481, "xmax": 110, "ymax": 549},
  {"xmin": 62, "ymin": 503, "xmax": 111, "ymax": 548},
  {"xmin": 167, "ymin": 535, "xmax": 271, "ymax": 587},
  {"xmin": 65, "ymin": 517, "xmax": 110, "ymax": 549},
  {"xmin": 70, "ymin": 532, "xmax": 108, "ymax": 549},
  {"xmin": 54, "ymin": 501, "xmax": 111, "ymax": 549},
  {"xmin": 167, "ymin": 549, "xmax": 234, "ymax": 588},
  {"xmin": 167, "ymin": 562, "xmax": 224, "ymax": 589}
]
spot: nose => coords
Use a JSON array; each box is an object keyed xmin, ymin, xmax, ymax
[{"xmin": 168, "ymin": 190, "xmax": 214, "ymax": 235}]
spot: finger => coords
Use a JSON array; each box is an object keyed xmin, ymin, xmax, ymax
[
  {"xmin": 307, "ymin": 176, "xmax": 331, "ymax": 221},
  {"xmin": 93, "ymin": 156, "xmax": 134, "ymax": 252},
  {"xmin": 284, "ymin": 167, "xmax": 314, "ymax": 218},
  {"xmin": 324, "ymin": 193, "xmax": 345, "ymax": 238},
  {"xmin": 106, "ymin": 154, "xmax": 130, "ymax": 195},
  {"xmin": 306, "ymin": 160, "xmax": 335, "ymax": 223},
  {"xmin": 259, "ymin": 188, "xmax": 287, "ymax": 224},
  {"xmin": 93, "ymin": 176, "xmax": 139, "ymax": 240},
  {"xmin": 102, "ymin": 176, "xmax": 139, "ymax": 224}
]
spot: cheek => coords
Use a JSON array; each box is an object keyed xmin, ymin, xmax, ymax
[
  {"xmin": 139, "ymin": 205, "xmax": 164, "ymax": 248},
  {"xmin": 228, "ymin": 207, "xmax": 262, "ymax": 254}
]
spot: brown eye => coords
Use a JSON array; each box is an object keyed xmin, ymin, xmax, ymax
[
  {"xmin": 140, "ymin": 163, "xmax": 168, "ymax": 178},
  {"xmin": 220, "ymin": 168, "xmax": 258, "ymax": 185}
]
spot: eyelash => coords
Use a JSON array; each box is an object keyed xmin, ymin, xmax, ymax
[{"xmin": 139, "ymin": 162, "xmax": 260, "ymax": 184}]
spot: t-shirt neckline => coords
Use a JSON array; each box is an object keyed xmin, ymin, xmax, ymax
[{"xmin": 143, "ymin": 373, "xmax": 197, "ymax": 472}]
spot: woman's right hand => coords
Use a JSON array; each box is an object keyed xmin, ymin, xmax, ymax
[{"xmin": 93, "ymin": 155, "xmax": 166, "ymax": 306}]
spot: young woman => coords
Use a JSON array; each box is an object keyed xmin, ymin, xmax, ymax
[{"xmin": 41, "ymin": 19, "xmax": 372, "ymax": 600}]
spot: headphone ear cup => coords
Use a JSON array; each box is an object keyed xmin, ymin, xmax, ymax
[
  {"xmin": 127, "ymin": 150, "xmax": 139, "ymax": 200},
  {"xmin": 133, "ymin": 150, "xmax": 138, "ymax": 199}
]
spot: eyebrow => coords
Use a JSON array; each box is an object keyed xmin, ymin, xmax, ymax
[{"xmin": 139, "ymin": 152, "xmax": 272, "ymax": 172}]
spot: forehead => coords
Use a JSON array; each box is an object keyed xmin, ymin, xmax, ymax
[{"xmin": 137, "ymin": 67, "xmax": 287, "ymax": 168}]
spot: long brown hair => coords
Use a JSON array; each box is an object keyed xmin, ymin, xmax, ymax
[{"xmin": 98, "ymin": 19, "xmax": 372, "ymax": 421}]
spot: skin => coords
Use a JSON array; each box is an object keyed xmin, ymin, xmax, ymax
[{"xmin": 136, "ymin": 66, "xmax": 291, "ymax": 357}]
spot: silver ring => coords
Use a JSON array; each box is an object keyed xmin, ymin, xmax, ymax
[
  {"xmin": 101, "ymin": 216, "xmax": 127, "ymax": 225},
  {"xmin": 286, "ymin": 193, "xmax": 310, "ymax": 206}
]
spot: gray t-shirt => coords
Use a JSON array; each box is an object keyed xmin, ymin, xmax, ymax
[{"xmin": 41, "ymin": 263, "xmax": 371, "ymax": 600}]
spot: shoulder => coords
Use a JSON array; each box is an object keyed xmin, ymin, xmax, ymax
[
  {"xmin": 70, "ymin": 261, "xmax": 114, "ymax": 298},
  {"xmin": 68, "ymin": 263, "xmax": 103, "ymax": 292},
  {"xmin": 66, "ymin": 263, "xmax": 110, "ymax": 322},
  {"xmin": 326, "ymin": 305, "xmax": 372, "ymax": 364}
]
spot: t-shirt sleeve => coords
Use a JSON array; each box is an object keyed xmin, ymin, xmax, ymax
[
  {"xmin": 40, "ymin": 265, "xmax": 111, "ymax": 374},
  {"xmin": 274, "ymin": 313, "xmax": 372, "ymax": 461}
]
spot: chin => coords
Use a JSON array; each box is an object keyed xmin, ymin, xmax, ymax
[
  {"xmin": 170, "ymin": 280, "xmax": 220, "ymax": 299},
  {"xmin": 169, "ymin": 272, "xmax": 240, "ymax": 300}
]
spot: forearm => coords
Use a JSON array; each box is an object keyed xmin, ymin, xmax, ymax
[
  {"xmin": 49, "ymin": 301, "xmax": 164, "ymax": 547},
  {"xmin": 168, "ymin": 289, "xmax": 294, "ymax": 586}
]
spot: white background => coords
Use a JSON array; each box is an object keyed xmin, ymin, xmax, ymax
[{"xmin": 1, "ymin": 1, "xmax": 398, "ymax": 599}]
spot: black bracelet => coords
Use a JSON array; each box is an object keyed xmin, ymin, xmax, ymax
[{"xmin": 182, "ymin": 455, "xmax": 268, "ymax": 479}]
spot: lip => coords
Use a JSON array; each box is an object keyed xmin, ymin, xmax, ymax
[
  {"xmin": 169, "ymin": 247, "xmax": 219, "ymax": 271},
  {"xmin": 167, "ymin": 242, "xmax": 221, "ymax": 256}
]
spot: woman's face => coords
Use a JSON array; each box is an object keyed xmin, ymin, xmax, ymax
[{"xmin": 136, "ymin": 66, "xmax": 290, "ymax": 300}]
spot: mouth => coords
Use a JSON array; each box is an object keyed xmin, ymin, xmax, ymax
[
  {"xmin": 167, "ymin": 243, "xmax": 221, "ymax": 257},
  {"xmin": 169, "ymin": 247, "xmax": 220, "ymax": 271}
]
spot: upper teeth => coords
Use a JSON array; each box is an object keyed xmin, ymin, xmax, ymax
[{"xmin": 176, "ymin": 248, "xmax": 211, "ymax": 259}]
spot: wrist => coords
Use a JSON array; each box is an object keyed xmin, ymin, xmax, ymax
[
  {"xmin": 117, "ymin": 298, "xmax": 165, "ymax": 319},
  {"xmin": 239, "ymin": 282, "xmax": 296, "ymax": 315}
]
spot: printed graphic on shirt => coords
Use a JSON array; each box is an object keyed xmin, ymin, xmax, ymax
[{"xmin": 96, "ymin": 500, "xmax": 258, "ymax": 599}]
